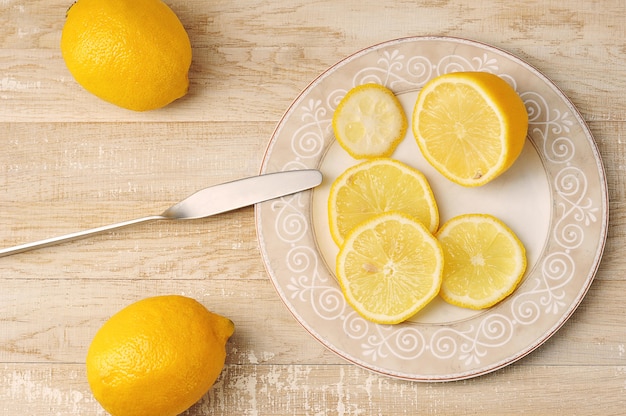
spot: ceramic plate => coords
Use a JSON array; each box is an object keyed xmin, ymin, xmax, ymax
[{"xmin": 256, "ymin": 36, "xmax": 608, "ymax": 381}]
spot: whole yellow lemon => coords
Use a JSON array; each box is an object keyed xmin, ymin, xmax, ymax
[
  {"xmin": 86, "ymin": 295, "xmax": 234, "ymax": 416},
  {"xmin": 60, "ymin": 0, "xmax": 192, "ymax": 111}
]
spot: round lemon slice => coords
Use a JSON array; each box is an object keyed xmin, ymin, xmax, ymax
[
  {"xmin": 412, "ymin": 72, "xmax": 529, "ymax": 187},
  {"xmin": 333, "ymin": 83, "xmax": 407, "ymax": 159},
  {"xmin": 328, "ymin": 158, "xmax": 439, "ymax": 246},
  {"xmin": 436, "ymin": 213, "xmax": 527, "ymax": 309},
  {"xmin": 336, "ymin": 212, "xmax": 444, "ymax": 324}
]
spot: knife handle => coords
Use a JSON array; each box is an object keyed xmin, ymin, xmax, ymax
[{"xmin": 0, "ymin": 215, "xmax": 163, "ymax": 257}]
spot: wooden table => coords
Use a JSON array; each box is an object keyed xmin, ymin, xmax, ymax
[{"xmin": 1, "ymin": 0, "xmax": 624, "ymax": 414}]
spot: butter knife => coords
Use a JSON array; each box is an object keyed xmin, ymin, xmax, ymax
[{"xmin": 0, "ymin": 169, "xmax": 322, "ymax": 257}]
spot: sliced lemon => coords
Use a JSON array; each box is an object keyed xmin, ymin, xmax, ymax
[
  {"xmin": 336, "ymin": 212, "xmax": 444, "ymax": 324},
  {"xmin": 333, "ymin": 83, "xmax": 407, "ymax": 159},
  {"xmin": 328, "ymin": 158, "xmax": 439, "ymax": 246},
  {"xmin": 436, "ymin": 213, "xmax": 527, "ymax": 309},
  {"xmin": 412, "ymin": 72, "xmax": 528, "ymax": 187}
]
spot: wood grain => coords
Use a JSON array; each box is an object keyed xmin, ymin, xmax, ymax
[
  {"xmin": 1, "ymin": 0, "xmax": 625, "ymax": 414},
  {"xmin": 2, "ymin": 364, "xmax": 626, "ymax": 415},
  {"xmin": 1, "ymin": 1, "xmax": 626, "ymax": 122},
  {"xmin": 1, "ymin": 277, "xmax": 626, "ymax": 366}
]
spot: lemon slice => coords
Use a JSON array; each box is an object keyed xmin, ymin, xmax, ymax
[
  {"xmin": 333, "ymin": 83, "xmax": 407, "ymax": 159},
  {"xmin": 336, "ymin": 212, "xmax": 444, "ymax": 324},
  {"xmin": 412, "ymin": 72, "xmax": 529, "ymax": 187},
  {"xmin": 436, "ymin": 213, "xmax": 527, "ymax": 309},
  {"xmin": 328, "ymin": 158, "xmax": 439, "ymax": 246}
]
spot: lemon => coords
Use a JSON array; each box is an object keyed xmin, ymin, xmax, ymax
[
  {"xmin": 86, "ymin": 295, "xmax": 234, "ymax": 416},
  {"xmin": 60, "ymin": 0, "xmax": 192, "ymax": 111},
  {"xmin": 436, "ymin": 214, "xmax": 527, "ymax": 309},
  {"xmin": 328, "ymin": 158, "xmax": 439, "ymax": 246},
  {"xmin": 333, "ymin": 83, "xmax": 407, "ymax": 159},
  {"xmin": 412, "ymin": 72, "xmax": 529, "ymax": 187},
  {"xmin": 336, "ymin": 212, "xmax": 444, "ymax": 324}
]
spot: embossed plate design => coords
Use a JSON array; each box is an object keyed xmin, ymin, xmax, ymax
[{"xmin": 256, "ymin": 37, "xmax": 608, "ymax": 381}]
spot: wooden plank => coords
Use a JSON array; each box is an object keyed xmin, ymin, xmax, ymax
[
  {"xmin": 0, "ymin": 121, "xmax": 271, "ymax": 202},
  {"xmin": 2, "ymin": 0, "xmax": 625, "ymax": 51},
  {"xmin": 0, "ymin": 121, "xmax": 269, "ymax": 250},
  {"xmin": 0, "ymin": 277, "xmax": 624, "ymax": 366},
  {"xmin": 2, "ymin": 46, "xmax": 625, "ymax": 123},
  {"xmin": 1, "ymin": 0, "xmax": 626, "ymax": 122},
  {"xmin": 0, "ymin": 119, "xmax": 620, "ymax": 274},
  {"xmin": 1, "ymin": 363, "xmax": 625, "ymax": 415}
]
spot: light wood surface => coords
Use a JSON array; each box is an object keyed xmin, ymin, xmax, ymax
[{"xmin": 1, "ymin": 0, "xmax": 624, "ymax": 414}]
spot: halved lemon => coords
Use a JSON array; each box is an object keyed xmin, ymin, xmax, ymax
[
  {"xmin": 412, "ymin": 72, "xmax": 529, "ymax": 187},
  {"xmin": 328, "ymin": 158, "xmax": 439, "ymax": 246},
  {"xmin": 333, "ymin": 83, "xmax": 407, "ymax": 159},
  {"xmin": 436, "ymin": 213, "xmax": 527, "ymax": 309},
  {"xmin": 336, "ymin": 212, "xmax": 444, "ymax": 324}
]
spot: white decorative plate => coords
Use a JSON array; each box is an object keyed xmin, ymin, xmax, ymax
[{"xmin": 256, "ymin": 37, "xmax": 608, "ymax": 381}]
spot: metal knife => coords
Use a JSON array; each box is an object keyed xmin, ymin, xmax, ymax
[{"xmin": 0, "ymin": 169, "xmax": 322, "ymax": 257}]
